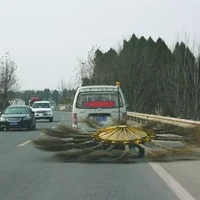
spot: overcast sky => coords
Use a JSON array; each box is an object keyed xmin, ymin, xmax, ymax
[{"xmin": 0, "ymin": 0, "xmax": 199, "ymax": 90}]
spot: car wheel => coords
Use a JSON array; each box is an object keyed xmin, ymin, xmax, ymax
[
  {"xmin": 28, "ymin": 123, "xmax": 33, "ymax": 131},
  {"xmin": 33, "ymin": 122, "xmax": 36, "ymax": 130},
  {"xmin": 0, "ymin": 127, "xmax": 4, "ymax": 131},
  {"xmin": 49, "ymin": 117, "xmax": 53, "ymax": 122}
]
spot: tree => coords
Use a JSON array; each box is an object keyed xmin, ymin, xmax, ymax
[
  {"xmin": 57, "ymin": 79, "xmax": 66, "ymax": 94},
  {"xmin": 76, "ymin": 33, "xmax": 198, "ymax": 118},
  {"xmin": 161, "ymin": 42, "xmax": 196, "ymax": 118},
  {"xmin": 192, "ymin": 55, "xmax": 200, "ymax": 119},
  {"xmin": 43, "ymin": 88, "xmax": 51, "ymax": 100},
  {"xmin": 0, "ymin": 53, "xmax": 18, "ymax": 109},
  {"xmin": 76, "ymin": 46, "xmax": 99, "ymax": 86},
  {"xmin": 52, "ymin": 90, "xmax": 60, "ymax": 104}
]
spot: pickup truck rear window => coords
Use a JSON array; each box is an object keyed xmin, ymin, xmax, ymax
[{"xmin": 76, "ymin": 92, "xmax": 123, "ymax": 109}]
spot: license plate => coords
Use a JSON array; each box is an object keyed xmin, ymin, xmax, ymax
[
  {"xmin": 10, "ymin": 122, "xmax": 18, "ymax": 126},
  {"xmin": 96, "ymin": 116, "xmax": 107, "ymax": 122},
  {"xmin": 43, "ymin": 113, "xmax": 47, "ymax": 116}
]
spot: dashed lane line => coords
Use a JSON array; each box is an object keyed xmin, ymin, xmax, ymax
[{"xmin": 17, "ymin": 140, "xmax": 32, "ymax": 147}]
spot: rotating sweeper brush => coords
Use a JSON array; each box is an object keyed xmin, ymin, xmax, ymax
[
  {"xmin": 32, "ymin": 121, "xmax": 200, "ymax": 163},
  {"xmin": 31, "ymin": 81, "xmax": 200, "ymax": 163}
]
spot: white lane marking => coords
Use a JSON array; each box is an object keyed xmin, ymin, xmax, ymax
[
  {"xmin": 149, "ymin": 162, "xmax": 196, "ymax": 200},
  {"xmin": 17, "ymin": 123, "xmax": 60, "ymax": 147},
  {"xmin": 52, "ymin": 123, "xmax": 61, "ymax": 129},
  {"xmin": 18, "ymin": 140, "xmax": 31, "ymax": 147}
]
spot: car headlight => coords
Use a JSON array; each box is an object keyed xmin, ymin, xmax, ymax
[{"xmin": 0, "ymin": 117, "xmax": 6, "ymax": 122}]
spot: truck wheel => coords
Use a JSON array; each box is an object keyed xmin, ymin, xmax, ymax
[
  {"xmin": 135, "ymin": 144, "xmax": 145, "ymax": 157},
  {"xmin": 138, "ymin": 146, "xmax": 145, "ymax": 157}
]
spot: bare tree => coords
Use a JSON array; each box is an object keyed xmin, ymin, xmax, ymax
[
  {"xmin": 75, "ymin": 46, "xmax": 98, "ymax": 86},
  {"xmin": 57, "ymin": 79, "xmax": 66, "ymax": 95},
  {"xmin": 65, "ymin": 77, "xmax": 76, "ymax": 90},
  {"xmin": 0, "ymin": 53, "xmax": 18, "ymax": 110}
]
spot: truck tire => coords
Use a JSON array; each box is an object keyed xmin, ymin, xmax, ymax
[{"xmin": 137, "ymin": 145, "xmax": 145, "ymax": 157}]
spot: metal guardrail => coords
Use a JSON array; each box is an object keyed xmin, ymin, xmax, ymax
[{"xmin": 127, "ymin": 112, "xmax": 200, "ymax": 127}]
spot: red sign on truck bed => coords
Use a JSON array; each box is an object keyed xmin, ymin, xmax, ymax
[{"xmin": 83, "ymin": 101, "xmax": 115, "ymax": 108}]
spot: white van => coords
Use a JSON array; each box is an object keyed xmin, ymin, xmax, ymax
[{"xmin": 72, "ymin": 84, "xmax": 127, "ymax": 131}]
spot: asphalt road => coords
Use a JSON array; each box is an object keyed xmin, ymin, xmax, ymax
[{"xmin": 0, "ymin": 111, "xmax": 199, "ymax": 200}]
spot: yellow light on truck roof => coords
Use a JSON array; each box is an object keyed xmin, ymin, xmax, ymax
[{"xmin": 116, "ymin": 81, "xmax": 120, "ymax": 87}]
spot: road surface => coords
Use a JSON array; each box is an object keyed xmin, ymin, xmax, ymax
[{"xmin": 0, "ymin": 111, "xmax": 199, "ymax": 200}]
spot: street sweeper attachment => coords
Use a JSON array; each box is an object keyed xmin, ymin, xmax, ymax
[
  {"xmin": 31, "ymin": 82, "xmax": 200, "ymax": 163},
  {"xmin": 32, "ymin": 120, "xmax": 200, "ymax": 163},
  {"xmin": 32, "ymin": 123, "xmax": 153, "ymax": 163}
]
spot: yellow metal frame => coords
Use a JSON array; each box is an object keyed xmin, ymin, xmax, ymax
[{"xmin": 92, "ymin": 125, "xmax": 155, "ymax": 145}]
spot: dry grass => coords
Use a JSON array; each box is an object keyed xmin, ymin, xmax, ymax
[
  {"xmin": 40, "ymin": 123, "xmax": 90, "ymax": 139},
  {"xmin": 54, "ymin": 148, "xmax": 97, "ymax": 161},
  {"xmin": 154, "ymin": 136, "xmax": 182, "ymax": 141},
  {"xmin": 81, "ymin": 119, "xmax": 101, "ymax": 129},
  {"xmin": 143, "ymin": 122, "xmax": 200, "ymax": 147},
  {"xmin": 54, "ymin": 148, "xmax": 138, "ymax": 163},
  {"xmin": 181, "ymin": 127, "xmax": 200, "ymax": 146},
  {"xmin": 33, "ymin": 144, "xmax": 75, "ymax": 152},
  {"xmin": 41, "ymin": 128, "xmax": 90, "ymax": 139},
  {"xmin": 142, "ymin": 120, "xmax": 161, "ymax": 130},
  {"xmin": 146, "ymin": 149, "xmax": 172, "ymax": 160},
  {"xmin": 56, "ymin": 123, "xmax": 88, "ymax": 134},
  {"xmin": 32, "ymin": 134, "xmax": 97, "ymax": 152},
  {"xmin": 32, "ymin": 137, "xmax": 68, "ymax": 146},
  {"xmin": 145, "ymin": 146, "xmax": 198, "ymax": 161},
  {"xmin": 79, "ymin": 150, "xmax": 111, "ymax": 162},
  {"xmin": 33, "ymin": 142, "xmax": 97, "ymax": 152},
  {"xmin": 114, "ymin": 151, "xmax": 138, "ymax": 163},
  {"xmin": 110, "ymin": 119, "xmax": 128, "ymax": 126}
]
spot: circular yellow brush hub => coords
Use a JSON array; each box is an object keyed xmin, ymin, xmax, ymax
[{"xmin": 92, "ymin": 125, "xmax": 155, "ymax": 144}]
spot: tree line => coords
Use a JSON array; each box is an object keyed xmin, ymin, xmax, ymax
[
  {"xmin": 77, "ymin": 33, "xmax": 200, "ymax": 120},
  {"xmin": 15, "ymin": 88, "xmax": 76, "ymax": 106}
]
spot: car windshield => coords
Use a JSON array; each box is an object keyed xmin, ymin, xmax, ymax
[
  {"xmin": 32, "ymin": 103, "xmax": 50, "ymax": 108},
  {"xmin": 4, "ymin": 107, "xmax": 29, "ymax": 114},
  {"xmin": 76, "ymin": 92, "xmax": 123, "ymax": 109}
]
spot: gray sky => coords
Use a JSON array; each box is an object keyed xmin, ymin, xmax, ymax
[{"xmin": 0, "ymin": 0, "xmax": 199, "ymax": 91}]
